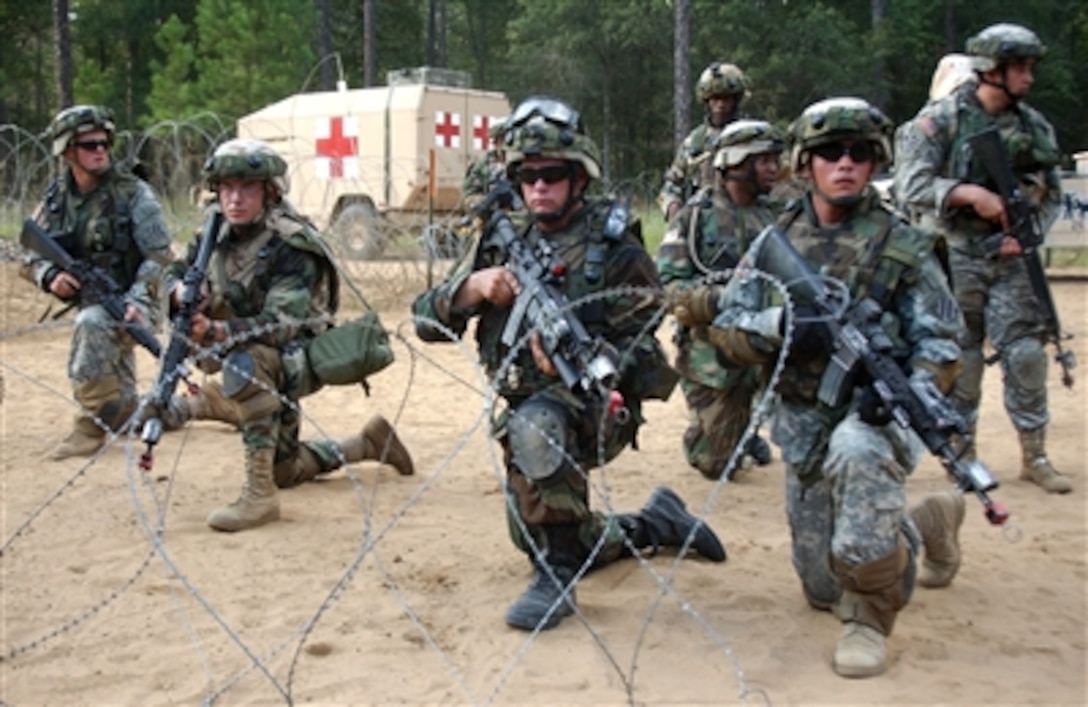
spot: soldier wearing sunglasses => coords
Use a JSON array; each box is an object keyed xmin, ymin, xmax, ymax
[
  {"xmin": 21, "ymin": 105, "xmax": 236, "ymax": 460},
  {"xmin": 704, "ymin": 97, "xmax": 967, "ymax": 678},
  {"xmin": 413, "ymin": 96, "xmax": 725, "ymax": 632}
]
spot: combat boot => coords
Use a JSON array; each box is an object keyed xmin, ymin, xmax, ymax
[
  {"xmin": 744, "ymin": 434, "xmax": 773, "ymax": 467},
  {"xmin": 50, "ymin": 376, "xmax": 127, "ymax": 461},
  {"xmin": 505, "ymin": 525, "xmax": 580, "ymax": 631},
  {"xmin": 186, "ymin": 380, "xmax": 241, "ymax": 428},
  {"xmin": 339, "ymin": 414, "xmax": 415, "ymax": 476},
  {"xmin": 1018, "ymin": 427, "xmax": 1072, "ymax": 494},
  {"xmin": 832, "ymin": 545, "xmax": 910, "ymax": 678},
  {"xmin": 207, "ymin": 446, "xmax": 281, "ymax": 532},
  {"xmin": 908, "ymin": 491, "xmax": 965, "ymax": 588},
  {"xmin": 622, "ymin": 486, "xmax": 726, "ymax": 562}
]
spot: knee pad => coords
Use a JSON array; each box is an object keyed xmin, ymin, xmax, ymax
[
  {"xmin": 1003, "ymin": 337, "xmax": 1047, "ymax": 391},
  {"xmin": 222, "ymin": 349, "xmax": 283, "ymax": 422},
  {"xmin": 508, "ymin": 399, "xmax": 571, "ymax": 483}
]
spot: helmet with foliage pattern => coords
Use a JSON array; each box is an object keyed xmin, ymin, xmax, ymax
[
  {"xmin": 788, "ymin": 97, "xmax": 893, "ymax": 172},
  {"xmin": 203, "ymin": 138, "xmax": 290, "ymax": 196},
  {"xmin": 696, "ymin": 62, "xmax": 751, "ymax": 103},
  {"xmin": 503, "ymin": 96, "xmax": 601, "ymax": 180},
  {"xmin": 713, "ymin": 120, "xmax": 785, "ymax": 170},
  {"xmin": 45, "ymin": 105, "xmax": 116, "ymax": 157}
]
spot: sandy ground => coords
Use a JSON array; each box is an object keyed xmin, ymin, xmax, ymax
[{"xmin": 0, "ymin": 259, "xmax": 1085, "ymax": 706}]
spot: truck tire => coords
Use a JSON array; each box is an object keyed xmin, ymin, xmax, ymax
[{"xmin": 331, "ymin": 202, "xmax": 387, "ymax": 260}]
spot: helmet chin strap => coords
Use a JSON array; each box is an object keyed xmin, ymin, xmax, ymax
[{"xmin": 978, "ymin": 67, "xmax": 1025, "ymax": 103}]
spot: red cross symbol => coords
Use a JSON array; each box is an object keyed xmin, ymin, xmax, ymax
[
  {"xmin": 434, "ymin": 111, "xmax": 461, "ymax": 148},
  {"xmin": 472, "ymin": 115, "xmax": 491, "ymax": 151},
  {"xmin": 315, "ymin": 116, "xmax": 358, "ymax": 178}
]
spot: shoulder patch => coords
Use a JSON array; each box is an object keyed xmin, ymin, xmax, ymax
[{"xmin": 918, "ymin": 116, "xmax": 939, "ymax": 137}]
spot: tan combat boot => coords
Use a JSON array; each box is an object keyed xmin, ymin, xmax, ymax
[
  {"xmin": 186, "ymin": 380, "xmax": 241, "ymax": 428},
  {"xmin": 207, "ymin": 447, "xmax": 281, "ymax": 532},
  {"xmin": 339, "ymin": 415, "xmax": 415, "ymax": 476},
  {"xmin": 832, "ymin": 546, "xmax": 909, "ymax": 678},
  {"xmin": 1018, "ymin": 427, "xmax": 1072, "ymax": 494},
  {"xmin": 50, "ymin": 376, "xmax": 125, "ymax": 461},
  {"xmin": 909, "ymin": 491, "xmax": 966, "ymax": 588}
]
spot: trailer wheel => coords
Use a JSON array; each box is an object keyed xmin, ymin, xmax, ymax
[{"xmin": 331, "ymin": 202, "xmax": 387, "ymax": 260}]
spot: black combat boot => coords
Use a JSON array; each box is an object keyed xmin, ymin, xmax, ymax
[
  {"xmin": 505, "ymin": 525, "xmax": 582, "ymax": 631},
  {"xmin": 623, "ymin": 486, "xmax": 726, "ymax": 562},
  {"xmin": 744, "ymin": 434, "xmax": 773, "ymax": 467}
]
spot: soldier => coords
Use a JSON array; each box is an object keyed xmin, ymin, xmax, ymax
[
  {"xmin": 21, "ymin": 105, "xmax": 235, "ymax": 460},
  {"xmin": 706, "ymin": 98, "xmax": 967, "ymax": 677},
  {"xmin": 658, "ymin": 62, "xmax": 751, "ymax": 221},
  {"xmin": 659, "ymin": 120, "xmax": 785, "ymax": 479},
  {"xmin": 167, "ymin": 138, "xmax": 414, "ymax": 532},
  {"xmin": 459, "ymin": 119, "xmax": 507, "ymax": 214},
  {"xmin": 413, "ymin": 96, "xmax": 725, "ymax": 632},
  {"xmin": 894, "ymin": 23, "xmax": 1070, "ymax": 494}
]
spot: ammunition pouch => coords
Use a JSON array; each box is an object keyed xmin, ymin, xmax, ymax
[{"xmin": 307, "ymin": 309, "xmax": 394, "ymax": 387}]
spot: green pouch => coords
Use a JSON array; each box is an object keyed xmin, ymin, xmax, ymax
[{"xmin": 307, "ymin": 309, "xmax": 394, "ymax": 386}]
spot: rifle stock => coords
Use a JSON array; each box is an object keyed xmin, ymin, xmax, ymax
[
  {"xmin": 967, "ymin": 127, "xmax": 1076, "ymax": 388},
  {"xmin": 139, "ymin": 209, "xmax": 223, "ymax": 470},
  {"xmin": 756, "ymin": 227, "xmax": 1010, "ymax": 525},
  {"xmin": 20, "ymin": 218, "xmax": 163, "ymax": 358}
]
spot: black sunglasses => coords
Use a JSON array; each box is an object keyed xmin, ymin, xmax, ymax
[
  {"xmin": 74, "ymin": 139, "xmax": 113, "ymax": 152},
  {"xmin": 810, "ymin": 141, "xmax": 874, "ymax": 164},
  {"xmin": 515, "ymin": 164, "xmax": 573, "ymax": 186}
]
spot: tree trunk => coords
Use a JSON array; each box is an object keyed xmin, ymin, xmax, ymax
[
  {"xmin": 871, "ymin": 0, "xmax": 888, "ymax": 109},
  {"xmin": 364, "ymin": 0, "xmax": 376, "ymax": 87},
  {"xmin": 673, "ymin": 0, "xmax": 691, "ymax": 148},
  {"xmin": 318, "ymin": 0, "xmax": 335, "ymax": 90},
  {"xmin": 943, "ymin": 0, "xmax": 958, "ymax": 53},
  {"xmin": 52, "ymin": 0, "xmax": 73, "ymax": 109}
]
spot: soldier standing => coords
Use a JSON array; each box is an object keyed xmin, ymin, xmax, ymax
[
  {"xmin": 167, "ymin": 138, "xmax": 414, "ymax": 532},
  {"xmin": 21, "ymin": 105, "xmax": 234, "ymax": 460},
  {"xmin": 894, "ymin": 23, "xmax": 1070, "ymax": 494},
  {"xmin": 659, "ymin": 120, "xmax": 785, "ymax": 479},
  {"xmin": 413, "ymin": 97, "xmax": 725, "ymax": 632},
  {"xmin": 658, "ymin": 62, "xmax": 751, "ymax": 221},
  {"xmin": 707, "ymin": 98, "xmax": 966, "ymax": 677}
]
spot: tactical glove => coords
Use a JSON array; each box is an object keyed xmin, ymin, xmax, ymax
[
  {"xmin": 857, "ymin": 384, "xmax": 895, "ymax": 427},
  {"xmin": 783, "ymin": 304, "xmax": 833, "ymax": 358},
  {"xmin": 669, "ymin": 286, "xmax": 719, "ymax": 327}
]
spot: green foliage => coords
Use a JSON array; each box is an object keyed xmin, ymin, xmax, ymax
[{"xmin": 145, "ymin": 15, "xmax": 197, "ymax": 126}]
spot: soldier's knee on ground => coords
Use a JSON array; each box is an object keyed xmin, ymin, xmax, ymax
[{"xmin": 508, "ymin": 399, "xmax": 572, "ymax": 484}]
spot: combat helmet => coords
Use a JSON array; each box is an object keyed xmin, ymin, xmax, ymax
[
  {"xmin": 46, "ymin": 105, "xmax": 116, "ymax": 157},
  {"xmin": 696, "ymin": 62, "xmax": 751, "ymax": 103},
  {"xmin": 203, "ymin": 138, "xmax": 289, "ymax": 196},
  {"xmin": 966, "ymin": 23, "xmax": 1047, "ymax": 72},
  {"xmin": 788, "ymin": 97, "xmax": 893, "ymax": 172},
  {"xmin": 503, "ymin": 96, "xmax": 601, "ymax": 180},
  {"xmin": 713, "ymin": 120, "xmax": 785, "ymax": 170}
]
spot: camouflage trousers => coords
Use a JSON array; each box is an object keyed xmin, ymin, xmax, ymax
[
  {"xmin": 498, "ymin": 387, "xmax": 638, "ymax": 569},
  {"xmin": 948, "ymin": 248, "xmax": 1049, "ymax": 432},
  {"xmin": 68, "ymin": 304, "xmax": 138, "ymax": 400},
  {"xmin": 222, "ymin": 342, "xmax": 345, "ymax": 486},
  {"xmin": 784, "ymin": 412, "xmax": 922, "ymax": 608},
  {"xmin": 679, "ymin": 372, "xmax": 759, "ymax": 480}
]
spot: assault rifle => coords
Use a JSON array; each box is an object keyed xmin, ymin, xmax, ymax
[
  {"xmin": 139, "ymin": 209, "xmax": 222, "ymax": 471},
  {"xmin": 756, "ymin": 227, "xmax": 1009, "ymax": 525},
  {"xmin": 968, "ymin": 125, "xmax": 1076, "ymax": 389},
  {"xmin": 20, "ymin": 218, "xmax": 163, "ymax": 358},
  {"xmin": 475, "ymin": 179, "xmax": 624, "ymax": 413}
]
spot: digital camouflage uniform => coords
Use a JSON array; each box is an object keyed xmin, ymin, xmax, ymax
[
  {"xmin": 21, "ymin": 105, "xmax": 176, "ymax": 459},
  {"xmin": 413, "ymin": 97, "xmax": 724, "ymax": 632},
  {"xmin": 658, "ymin": 122, "xmax": 782, "ymax": 480},
  {"xmin": 710, "ymin": 98, "xmax": 967, "ymax": 678},
  {"xmin": 893, "ymin": 23, "xmax": 1069, "ymax": 493},
  {"xmin": 657, "ymin": 62, "xmax": 751, "ymax": 218}
]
